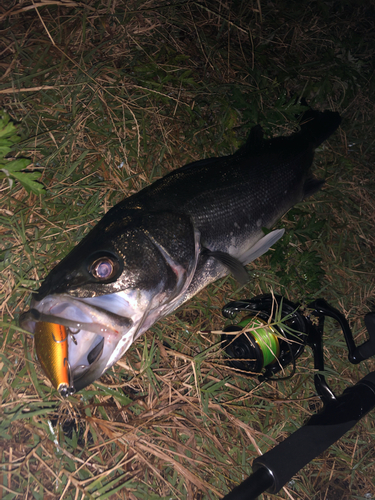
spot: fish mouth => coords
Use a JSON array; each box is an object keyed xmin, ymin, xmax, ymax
[{"xmin": 20, "ymin": 294, "xmax": 135, "ymax": 394}]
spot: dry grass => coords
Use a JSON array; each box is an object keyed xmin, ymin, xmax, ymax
[{"xmin": 1, "ymin": 0, "xmax": 375, "ymax": 499}]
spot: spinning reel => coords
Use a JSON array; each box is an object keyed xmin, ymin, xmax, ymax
[
  {"xmin": 220, "ymin": 294, "xmax": 375, "ymax": 499},
  {"xmin": 221, "ymin": 294, "xmax": 375, "ymax": 400},
  {"xmin": 221, "ymin": 295, "xmax": 307, "ymax": 382}
]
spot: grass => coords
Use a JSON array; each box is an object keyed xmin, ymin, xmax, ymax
[{"xmin": 1, "ymin": 0, "xmax": 375, "ymax": 498}]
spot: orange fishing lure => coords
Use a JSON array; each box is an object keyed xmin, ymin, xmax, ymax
[{"xmin": 34, "ymin": 321, "xmax": 71, "ymax": 395}]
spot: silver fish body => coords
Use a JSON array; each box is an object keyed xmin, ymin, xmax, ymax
[{"xmin": 20, "ymin": 107, "xmax": 341, "ymax": 394}]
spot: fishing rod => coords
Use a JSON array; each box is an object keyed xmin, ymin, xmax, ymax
[{"xmin": 220, "ymin": 294, "xmax": 375, "ymax": 500}]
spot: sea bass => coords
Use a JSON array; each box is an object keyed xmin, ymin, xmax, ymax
[{"xmin": 20, "ymin": 107, "xmax": 341, "ymax": 395}]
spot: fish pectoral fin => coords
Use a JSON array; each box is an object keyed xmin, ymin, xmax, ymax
[
  {"xmin": 202, "ymin": 228, "xmax": 285, "ymax": 285},
  {"xmin": 240, "ymin": 228, "xmax": 285, "ymax": 265},
  {"xmin": 203, "ymin": 249, "xmax": 249, "ymax": 285}
]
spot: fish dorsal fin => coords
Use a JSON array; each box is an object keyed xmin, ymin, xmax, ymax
[
  {"xmin": 203, "ymin": 249, "xmax": 249, "ymax": 285},
  {"xmin": 246, "ymin": 124, "xmax": 264, "ymax": 146},
  {"xmin": 234, "ymin": 124, "xmax": 264, "ymax": 156}
]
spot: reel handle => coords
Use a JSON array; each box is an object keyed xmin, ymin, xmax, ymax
[
  {"xmin": 356, "ymin": 313, "xmax": 375, "ymax": 361},
  {"xmin": 310, "ymin": 300, "xmax": 375, "ymax": 363},
  {"xmin": 222, "ymin": 371, "xmax": 375, "ymax": 500}
]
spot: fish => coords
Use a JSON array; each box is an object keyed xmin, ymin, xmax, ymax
[{"xmin": 20, "ymin": 106, "xmax": 341, "ymax": 396}]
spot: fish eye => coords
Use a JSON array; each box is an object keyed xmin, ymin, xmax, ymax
[{"xmin": 89, "ymin": 255, "xmax": 119, "ymax": 281}]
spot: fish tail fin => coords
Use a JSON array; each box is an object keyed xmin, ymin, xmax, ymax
[{"xmin": 299, "ymin": 105, "xmax": 342, "ymax": 149}]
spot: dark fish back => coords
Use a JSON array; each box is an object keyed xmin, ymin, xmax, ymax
[{"xmin": 117, "ymin": 109, "xmax": 340, "ymax": 243}]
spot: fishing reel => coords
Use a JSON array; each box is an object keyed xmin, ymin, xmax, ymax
[
  {"xmin": 221, "ymin": 294, "xmax": 375, "ymax": 399},
  {"xmin": 222, "ymin": 295, "xmax": 308, "ymax": 382}
]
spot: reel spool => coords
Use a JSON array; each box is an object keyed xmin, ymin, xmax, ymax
[{"xmin": 221, "ymin": 294, "xmax": 312, "ymax": 381}]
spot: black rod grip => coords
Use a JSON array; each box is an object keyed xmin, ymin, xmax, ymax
[
  {"xmin": 223, "ymin": 372, "xmax": 375, "ymax": 499},
  {"xmin": 222, "ymin": 468, "xmax": 273, "ymax": 500},
  {"xmin": 255, "ymin": 372, "xmax": 375, "ymax": 493}
]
